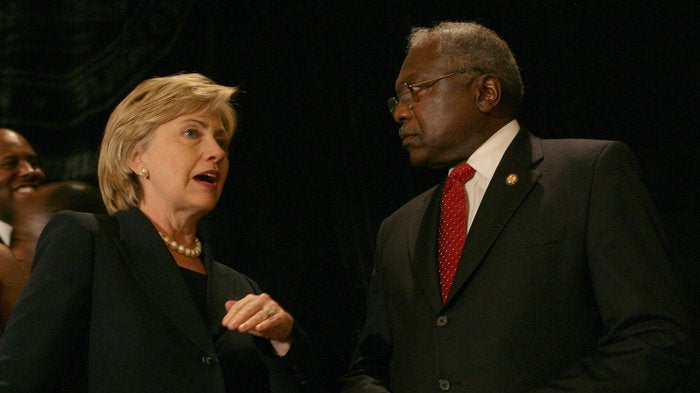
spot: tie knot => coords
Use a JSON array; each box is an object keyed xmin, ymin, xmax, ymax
[{"xmin": 448, "ymin": 163, "xmax": 476, "ymax": 184}]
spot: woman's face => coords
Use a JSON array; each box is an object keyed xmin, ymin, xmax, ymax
[{"xmin": 132, "ymin": 112, "xmax": 230, "ymax": 221}]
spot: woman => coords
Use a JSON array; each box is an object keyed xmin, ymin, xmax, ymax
[{"xmin": 0, "ymin": 73, "xmax": 319, "ymax": 392}]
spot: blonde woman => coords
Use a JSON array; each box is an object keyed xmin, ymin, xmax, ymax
[{"xmin": 0, "ymin": 73, "xmax": 319, "ymax": 392}]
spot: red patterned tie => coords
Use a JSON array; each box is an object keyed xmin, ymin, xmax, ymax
[{"xmin": 438, "ymin": 163, "xmax": 476, "ymax": 303}]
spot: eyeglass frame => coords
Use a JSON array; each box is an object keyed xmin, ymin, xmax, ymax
[{"xmin": 387, "ymin": 68, "xmax": 481, "ymax": 114}]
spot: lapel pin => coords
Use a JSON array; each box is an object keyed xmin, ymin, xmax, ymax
[{"xmin": 505, "ymin": 173, "xmax": 519, "ymax": 185}]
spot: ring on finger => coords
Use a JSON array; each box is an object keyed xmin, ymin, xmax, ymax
[{"xmin": 262, "ymin": 305, "xmax": 277, "ymax": 317}]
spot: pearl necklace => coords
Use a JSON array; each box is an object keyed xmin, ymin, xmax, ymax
[{"xmin": 158, "ymin": 232, "xmax": 202, "ymax": 258}]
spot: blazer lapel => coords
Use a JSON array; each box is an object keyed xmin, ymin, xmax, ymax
[
  {"xmin": 411, "ymin": 185, "xmax": 444, "ymax": 312},
  {"xmin": 113, "ymin": 208, "xmax": 215, "ymax": 354},
  {"xmin": 202, "ymin": 249, "xmax": 257, "ymax": 337},
  {"xmin": 445, "ymin": 130, "xmax": 543, "ymax": 305}
]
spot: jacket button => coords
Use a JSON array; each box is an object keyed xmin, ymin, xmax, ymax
[
  {"xmin": 438, "ymin": 379, "xmax": 451, "ymax": 391},
  {"xmin": 436, "ymin": 315, "xmax": 448, "ymax": 327},
  {"xmin": 202, "ymin": 355, "xmax": 216, "ymax": 367}
]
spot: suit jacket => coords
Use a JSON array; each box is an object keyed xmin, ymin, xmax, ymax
[
  {"xmin": 0, "ymin": 207, "xmax": 318, "ymax": 393},
  {"xmin": 340, "ymin": 130, "xmax": 694, "ymax": 392}
]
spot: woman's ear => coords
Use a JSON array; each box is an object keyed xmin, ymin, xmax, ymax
[
  {"xmin": 476, "ymin": 74, "xmax": 502, "ymax": 113},
  {"xmin": 128, "ymin": 149, "xmax": 143, "ymax": 174}
]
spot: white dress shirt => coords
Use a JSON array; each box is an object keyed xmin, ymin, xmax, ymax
[
  {"xmin": 0, "ymin": 219, "xmax": 12, "ymax": 246},
  {"xmin": 447, "ymin": 119, "xmax": 520, "ymax": 232}
]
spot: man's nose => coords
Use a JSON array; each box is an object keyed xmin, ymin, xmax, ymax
[
  {"xmin": 392, "ymin": 100, "xmax": 411, "ymax": 123},
  {"xmin": 18, "ymin": 161, "xmax": 46, "ymax": 182},
  {"xmin": 17, "ymin": 160, "xmax": 33, "ymax": 172}
]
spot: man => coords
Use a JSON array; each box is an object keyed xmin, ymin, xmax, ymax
[
  {"xmin": 0, "ymin": 128, "xmax": 45, "ymax": 334},
  {"xmin": 0, "ymin": 128, "xmax": 46, "ymax": 245},
  {"xmin": 339, "ymin": 22, "xmax": 693, "ymax": 392}
]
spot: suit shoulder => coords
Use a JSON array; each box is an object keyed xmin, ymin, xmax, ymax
[
  {"xmin": 540, "ymin": 138, "xmax": 636, "ymax": 165},
  {"xmin": 385, "ymin": 185, "xmax": 438, "ymax": 222},
  {"xmin": 43, "ymin": 210, "xmax": 100, "ymax": 235},
  {"xmin": 541, "ymin": 137, "xmax": 629, "ymax": 154}
]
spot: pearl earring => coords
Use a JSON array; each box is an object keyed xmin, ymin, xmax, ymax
[{"xmin": 138, "ymin": 168, "xmax": 149, "ymax": 178}]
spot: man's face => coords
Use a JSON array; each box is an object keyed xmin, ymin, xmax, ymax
[
  {"xmin": 0, "ymin": 129, "xmax": 46, "ymax": 214},
  {"xmin": 391, "ymin": 41, "xmax": 487, "ymax": 169}
]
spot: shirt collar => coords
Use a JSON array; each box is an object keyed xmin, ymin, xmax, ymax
[
  {"xmin": 0, "ymin": 219, "xmax": 12, "ymax": 245},
  {"xmin": 465, "ymin": 119, "xmax": 520, "ymax": 183}
]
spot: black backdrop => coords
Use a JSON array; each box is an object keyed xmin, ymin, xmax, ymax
[{"xmin": 2, "ymin": 0, "xmax": 697, "ymax": 389}]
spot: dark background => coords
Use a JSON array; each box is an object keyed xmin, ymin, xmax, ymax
[{"xmin": 2, "ymin": 0, "xmax": 697, "ymax": 389}]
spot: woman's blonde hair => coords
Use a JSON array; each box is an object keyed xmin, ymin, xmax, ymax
[{"xmin": 98, "ymin": 73, "xmax": 238, "ymax": 214}]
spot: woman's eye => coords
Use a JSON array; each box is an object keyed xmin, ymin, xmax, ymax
[
  {"xmin": 183, "ymin": 129, "xmax": 199, "ymax": 137},
  {"xmin": 217, "ymin": 139, "xmax": 228, "ymax": 149}
]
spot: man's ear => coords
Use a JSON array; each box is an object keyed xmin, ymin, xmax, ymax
[{"xmin": 476, "ymin": 74, "xmax": 502, "ymax": 113}]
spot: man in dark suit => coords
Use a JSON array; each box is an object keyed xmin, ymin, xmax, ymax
[
  {"xmin": 0, "ymin": 128, "xmax": 45, "ymax": 336},
  {"xmin": 339, "ymin": 21, "xmax": 694, "ymax": 392}
]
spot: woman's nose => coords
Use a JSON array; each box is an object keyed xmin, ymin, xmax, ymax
[{"xmin": 205, "ymin": 138, "xmax": 227, "ymax": 162}]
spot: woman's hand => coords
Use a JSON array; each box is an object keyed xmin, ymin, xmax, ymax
[{"xmin": 221, "ymin": 293, "xmax": 293, "ymax": 356}]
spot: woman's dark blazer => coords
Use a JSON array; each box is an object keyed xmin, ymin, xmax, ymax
[
  {"xmin": 0, "ymin": 207, "xmax": 317, "ymax": 393},
  {"xmin": 340, "ymin": 130, "xmax": 694, "ymax": 392}
]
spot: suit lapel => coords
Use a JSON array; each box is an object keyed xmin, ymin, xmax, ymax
[
  {"xmin": 411, "ymin": 185, "xmax": 444, "ymax": 312},
  {"xmin": 113, "ymin": 208, "xmax": 215, "ymax": 354},
  {"xmin": 445, "ymin": 130, "xmax": 543, "ymax": 305}
]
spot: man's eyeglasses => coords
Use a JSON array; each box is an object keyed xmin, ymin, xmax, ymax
[{"xmin": 387, "ymin": 69, "xmax": 480, "ymax": 114}]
